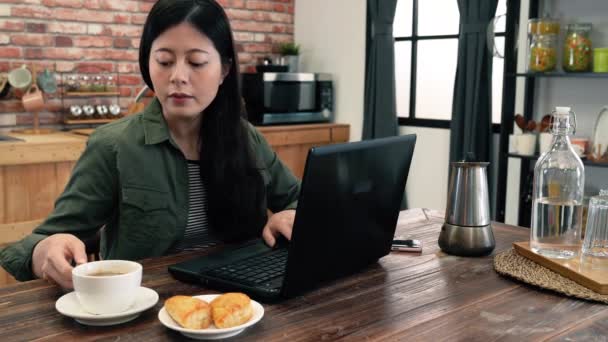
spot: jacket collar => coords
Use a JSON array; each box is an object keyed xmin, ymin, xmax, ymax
[{"xmin": 142, "ymin": 97, "xmax": 171, "ymax": 145}]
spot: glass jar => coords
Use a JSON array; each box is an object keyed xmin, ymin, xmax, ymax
[
  {"xmin": 105, "ymin": 75, "xmax": 117, "ymax": 92},
  {"xmin": 79, "ymin": 75, "xmax": 91, "ymax": 92},
  {"xmin": 528, "ymin": 18, "xmax": 560, "ymax": 35},
  {"xmin": 528, "ymin": 34, "xmax": 557, "ymax": 72},
  {"xmin": 91, "ymin": 75, "xmax": 105, "ymax": 92},
  {"xmin": 66, "ymin": 75, "xmax": 79, "ymax": 92},
  {"xmin": 563, "ymin": 23, "xmax": 592, "ymax": 72},
  {"xmin": 530, "ymin": 106, "xmax": 585, "ymax": 259}
]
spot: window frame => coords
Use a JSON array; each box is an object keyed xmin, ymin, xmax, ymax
[{"xmin": 395, "ymin": 0, "xmax": 505, "ymax": 132}]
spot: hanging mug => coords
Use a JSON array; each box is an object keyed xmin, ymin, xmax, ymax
[
  {"xmin": 8, "ymin": 65, "xmax": 32, "ymax": 97},
  {"xmin": 21, "ymin": 84, "xmax": 45, "ymax": 112}
]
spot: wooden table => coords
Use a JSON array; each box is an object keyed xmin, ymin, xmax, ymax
[{"xmin": 1, "ymin": 208, "xmax": 607, "ymax": 341}]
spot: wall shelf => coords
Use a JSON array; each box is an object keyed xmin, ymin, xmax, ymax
[
  {"xmin": 508, "ymin": 72, "xmax": 608, "ymax": 78},
  {"xmin": 63, "ymin": 91, "xmax": 120, "ymax": 97},
  {"xmin": 507, "ymin": 153, "xmax": 608, "ymax": 168},
  {"xmin": 64, "ymin": 118, "xmax": 115, "ymax": 125}
]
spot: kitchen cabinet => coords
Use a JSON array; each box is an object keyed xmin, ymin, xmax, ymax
[
  {"xmin": 496, "ymin": 0, "xmax": 608, "ymax": 226},
  {"xmin": 0, "ymin": 123, "xmax": 349, "ymax": 286}
]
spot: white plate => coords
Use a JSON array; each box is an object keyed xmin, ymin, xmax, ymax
[
  {"xmin": 158, "ymin": 294, "xmax": 264, "ymax": 340},
  {"xmin": 55, "ymin": 286, "xmax": 159, "ymax": 326}
]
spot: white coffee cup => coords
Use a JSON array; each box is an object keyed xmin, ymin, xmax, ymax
[
  {"xmin": 538, "ymin": 132, "xmax": 553, "ymax": 155},
  {"xmin": 72, "ymin": 260, "xmax": 142, "ymax": 315},
  {"xmin": 512, "ymin": 133, "xmax": 537, "ymax": 156}
]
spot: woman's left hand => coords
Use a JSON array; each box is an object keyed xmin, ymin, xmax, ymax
[{"xmin": 262, "ymin": 209, "xmax": 296, "ymax": 247}]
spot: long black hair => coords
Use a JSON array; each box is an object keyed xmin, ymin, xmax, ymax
[{"xmin": 139, "ymin": 0, "xmax": 266, "ymax": 241}]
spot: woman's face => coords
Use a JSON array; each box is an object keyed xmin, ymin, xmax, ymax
[{"xmin": 149, "ymin": 22, "xmax": 228, "ymax": 120}]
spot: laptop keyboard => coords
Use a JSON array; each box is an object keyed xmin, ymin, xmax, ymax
[{"xmin": 204, "ymin": 248, "xmax": 288, "ymax": 287}]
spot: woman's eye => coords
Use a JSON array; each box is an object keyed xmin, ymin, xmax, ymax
[
  {"xmin": 157, "ymin": 60, "xmax": 172, "ymax": 67},
  {"xmin": 190, "ymin": 62, "xmax": 207, "ymax": 68}
]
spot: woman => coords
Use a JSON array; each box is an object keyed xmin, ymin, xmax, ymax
[{"xmin": 0, "ymin": 0, "xmax": 300, "ymax": 289}]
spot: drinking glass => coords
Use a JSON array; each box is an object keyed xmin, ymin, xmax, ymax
[{"xmin": 582, "ymin": 190, "xmax": 608, "ymax": 258}]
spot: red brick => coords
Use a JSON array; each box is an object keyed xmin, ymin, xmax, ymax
[
  {"xmin": 237, "ymin": 52, "xmax": 253, "ymax": 64},
  {"xmin": 0, "ymin": 47, "xmax": 21, "ymax": 58},
  {"xmin": 55, "ymin": 61, "xmax": 75, "ymax": 72},
  {"xmin": 53, "ymin": 8, "xmax": 115, "ymax": 23},
  {"xmin": 232, "ymin": 21, "xmax": 274, "ymax": 33},
  {"xmin": 11, "ymin": 34, "xmax": 53, "ymax": 46},
  {"xmin": 55, "ymin": 35, "xmax": 73, "ymax": 47},
  {"xmin": 287, "ymin": 5, "xmax": 294, "ymax": 15},
  {"xmin": 41, "ymin": 48, "xmax": 84, "ymax": 60},
  {"xmin": 131, "ymin": 13, "xmax": 147, "ymax": 25},
  {"xmin": 113, "ymin": 37, "xmax": 131, "ymax": 48},
  {"xmin": 118, "ymin": 86, "xmax": 132, "ymax": 97},
  {"xmin": 47, "ymin": 22, "xmax": 87, "ymax": 34},
  {"xmin": 139, "ymin": 1, "xmax": 154, "ymax": 13},
  {"xmin": 131, "ymin": 38, "xmax": 140, "ymax": 49},
  {"xmin": 74, "ymin": 36, "xmax": 113, "ymax": 47},
  {"xmin": 17, "ymin": 112, "xmax": 63, "ymax": 125},
  {"xmin": 226, "ymin": 9, "xmax": 253, "ymax": 21},
  {"xmin": 0, "ymin": 100, "xmax": 24, "ymax": 113},
  {"xmin": 105, "ymin": 25, "xmax": 142, "ymax": 37},
  {"xmin": 114, "ymin": 14, "xmax": 130, "ymax": 24},
  {"xmin": 76, "ymin": 62, "xmax": 114, "ymax": 73},
  {"xmin": 117, "ymin": 74, "xmax": 142, "ymax": 86},
  {"xmin": 117, "ymin": 62, "xmax": 138, "ymax": 73},
  {"xmin": 274, "ymin": 3, "xmax": 286, "ymax": 12},
  {"xmin": 86, "ymin": 49, "xmax": 138, "ymax": 61},
  {"xmin": 246, "ymin": 0, "xmax": 274, "ymax": 11},
  {"xmin": 25, "ymin": 48, "xmax": 43, "ymax": 59},
  {"xmin": 0, "ymin": 62, "xmax": 10, "ymax": 73},
  {"xmin": 41, "ymin": 0, "xmax": 83, "ymax": 8},
  {"xmin": 11, "ymin": 6, "xmax": 52, "ymax": 19},
  {"xmin": 272, "ymin": 25, "xmax": 286, "ymax": 33},
  {"xmin": 26, "ymin": 22, "xmax": 46, "ymax": 33},
  {"xmin": 242, "ymin": 43, "xmax": 272, "ymax": 53},
  {"xmin": 83, "ymin": 0, "xmax": 101, "ymax": 10},
  {"xmin": 0, "ymin": 20, "xmax": 25, "ymax": 32},
  {"xmin": 266, "ymin": 34, "xmax": 291, "ymax": 44},
  {"xmin": 98, "ymin": 0, "xmax": 138, "ymax": 12},
  {"xmin": 234, "ymin": 32, "xmax": 254, "ymax": 42},
  {"xmin": 268, "ymin": 12, "xmax": 292, "ymax": 23}
]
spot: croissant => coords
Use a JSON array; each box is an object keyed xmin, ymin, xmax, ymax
[
  {"xmin": 165, "ymin": 295, "xmax": 212, "ymax": 329},
  {"xmin": 210, "ymin": 292, "xmax": 253, "ymax": 328}
]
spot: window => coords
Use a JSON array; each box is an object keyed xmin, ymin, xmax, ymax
[{"xmin": 394, "ymin": 0, "xmax": 506, "ymax": 126}]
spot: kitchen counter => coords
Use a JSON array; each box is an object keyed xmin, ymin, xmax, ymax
[{"xmin": 0, "ymin": 131, "xmax": 87, "ymax": 166}]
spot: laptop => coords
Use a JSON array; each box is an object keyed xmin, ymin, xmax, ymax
[{"xmin": 169, "ymin": 134, "xmax": 417, "ymax": 302}]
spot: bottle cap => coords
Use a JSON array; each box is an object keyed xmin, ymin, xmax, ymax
[{"xmin": 555, "ymin": 106, "xmax": 571, "ymax": 115}]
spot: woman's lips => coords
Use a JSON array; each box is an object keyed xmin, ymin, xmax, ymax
[{"xmin": 169, "ymin": 94, "xmax": 193, "ymax": 105}]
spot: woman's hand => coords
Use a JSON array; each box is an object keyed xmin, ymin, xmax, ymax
[
  {"xmin": 262, "ymin": 209, "xmax": 296, "ymax": 247},
  {"xmin": 32, "ymin": 234, "xmax": 88, "ymax": 289}
]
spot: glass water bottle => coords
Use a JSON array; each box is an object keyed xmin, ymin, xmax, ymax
[{"xmin": 530, "ymin": 106, "xmax": 585, "ymax": 259}]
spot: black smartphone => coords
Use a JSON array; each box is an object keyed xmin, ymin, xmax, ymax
[{"xmin": 391, "ymin": 239, "xmax": 422, "ymax": 252}]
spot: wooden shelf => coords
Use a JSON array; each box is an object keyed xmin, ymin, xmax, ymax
[
  {"xmin": 64, "ymin": 118, "xmax": 116, "ymax": 125},
  {"xmin": 63, "ymin": 91, "xmax": 120, "ymax": 97},
  {"xmin": 509, "ymin": 72, "xmax": 608, "ymax": 78},
  {"xmin": 507, "ymin": 153, "xmax": 608, "ymax": 168}
]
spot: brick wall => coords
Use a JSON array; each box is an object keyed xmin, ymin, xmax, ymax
[{"xmin": 0, "ymin": 0, "xmax": 294, "ymax": 131}]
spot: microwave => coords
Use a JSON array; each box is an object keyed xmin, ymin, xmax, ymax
[{"xmin": 241, "ymin": 72, "xmax": 333, "ymax": 125}]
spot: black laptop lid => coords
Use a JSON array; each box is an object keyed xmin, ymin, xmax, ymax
[{"xmin": 281, "ymin": 134, "xmax": 416, "ymax": 297}]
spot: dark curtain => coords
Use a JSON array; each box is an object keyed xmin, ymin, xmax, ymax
[
  {"xmin": 449, "ymin": 0, "xmax": 499, "ymax": 163},
  {"xmin": 362, "ymin": 0, "xmax": 399, "ymax": 140}
]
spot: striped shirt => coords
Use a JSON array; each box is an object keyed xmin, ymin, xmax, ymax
[{"xmin": 168, "ymin": 160, "xmax": 219, "ymax": 253}]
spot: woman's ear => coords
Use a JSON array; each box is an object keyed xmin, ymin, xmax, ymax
[{"xmin": 220, "ymin": 60, "xmax": 231, "ymax": 85}]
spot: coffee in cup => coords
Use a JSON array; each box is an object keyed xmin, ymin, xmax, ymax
[{"xmin": 72, "ymin": 260, "xmax": 142, "ymax": 315}]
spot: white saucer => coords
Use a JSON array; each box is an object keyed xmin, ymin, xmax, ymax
[
  {"xmin": 158, "ymin": 294, "xmax": 264, "ymax": 340},
  {"xmin": 55, "ymin": 287, "xmax": 159, "ymax": 326}
]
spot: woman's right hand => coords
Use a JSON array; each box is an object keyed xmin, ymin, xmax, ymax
[{"xmin": 32, "ymin": 234, "xmax": 88, "ymax": 289}]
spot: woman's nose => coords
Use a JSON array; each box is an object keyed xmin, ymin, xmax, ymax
[{"xmin": 170, "ymin": 62, "xmax": 188, "ymax": 84}]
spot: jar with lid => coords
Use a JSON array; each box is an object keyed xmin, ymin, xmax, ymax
[
  {"xmin": 65, "ymin": 75, "xmax": 79, "ymax": 92},
  {"xmin": 91, "ymin": 75, "xmax": 105, "ymax": 92},
  {"xmin": 79, "ymin": 75, "xmax": 91, "ymax": 92},
  {"xmin": 530, "ymin": 106, "xmax": 585, "ymax": 259},
  {"xmin": 528, "ymin": 34, "xmax": 558, "ymax": 72},
  {"xmin": 105, "ymin": 75, "xmax": 117, "ymax": 92},
  {"xmin": 563, "ymin": 23, "xmax": 592, "ymax": 72},
  {"xmin": 528, "ymin": 18, "xmax": 560, "ymax": 35}
]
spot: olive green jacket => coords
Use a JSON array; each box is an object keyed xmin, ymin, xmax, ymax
[{"xmin": 0, "ymin": 98, "xmax": 300, "ymax": 281}]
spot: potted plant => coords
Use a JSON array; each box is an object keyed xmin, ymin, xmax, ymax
[{"xmin": 279, "ymin": 42, "xmax": 300, "ymax": 72}]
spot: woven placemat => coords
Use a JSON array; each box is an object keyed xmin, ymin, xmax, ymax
[{"xmin": 494, "ymin": 248, "xmax": 608, "ymax": 304}]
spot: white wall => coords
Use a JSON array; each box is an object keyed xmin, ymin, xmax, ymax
[
  {"xmin": 399, "ymin": 126, "xmax": 450, "ymax": 211},
  {"xmin": 294, "ymin": 0, "xmax": 367, "ymax": 142}
]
